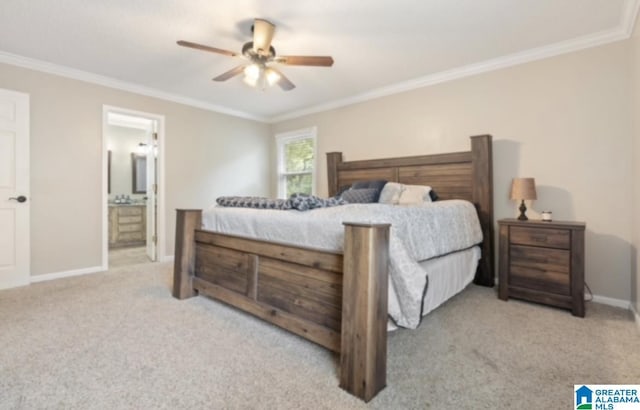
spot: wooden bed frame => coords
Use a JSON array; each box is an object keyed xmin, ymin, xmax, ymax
[{"xmin": 173, "ymin": 134, "xmax": 494, "ymax": 402}]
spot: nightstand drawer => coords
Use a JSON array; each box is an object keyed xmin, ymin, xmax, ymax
[
  {"xmin": 510, "ymin": 245, "xmax": 570, "ymax": 295},
  {"xmin": 510, "ymin": 245, "xmax": 570, "ymax": 273},
  {"xmin": 510, "ymin": 266, "xmax": 570, "ymax": 296},
  {"xmin": 510, "ymin": 226, "xmax": 570, "ymax": 249}
]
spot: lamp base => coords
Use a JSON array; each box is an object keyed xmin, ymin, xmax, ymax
[{"xmin": 517, "ymin": 200, "xmax": 528, "ymax": 221}]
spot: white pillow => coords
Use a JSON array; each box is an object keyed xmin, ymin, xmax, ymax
[
  {"xmin": 378, "ymin": 183, "xmax": 432, "ymax": 205},
  {"xmin": 378, "ymin": 182, "xmax": 404, "ymax": 204},
  {"xmin": 397, "ymin": 184, "xmax": 432, "ymax": 205}
]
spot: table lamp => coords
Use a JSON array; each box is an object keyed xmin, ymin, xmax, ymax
[{"xmin": 510, "ymin": 178, "xmax": 537, "ymax": 221}]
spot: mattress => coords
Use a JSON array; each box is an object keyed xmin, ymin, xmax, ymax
[{"xmin": 201, "ymin": 200, "xmax": 483, "ymax": 329}]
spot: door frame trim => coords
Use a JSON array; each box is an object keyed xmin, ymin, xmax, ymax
[{"xmin": 101, "ymin": 105, "xmax": 166, "ymax": 269}]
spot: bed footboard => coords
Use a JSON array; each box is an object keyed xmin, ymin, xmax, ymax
[
  {"xmin": 173, "ymin": 209, "xmax": 390, "ymax": 402},
  {"xmin": 339, "ymin": 222, "xmax": 390, "ymax": 401},
  {"xmin": 172, "ymin": 209, "xmax": 201, "ymax": 299}
]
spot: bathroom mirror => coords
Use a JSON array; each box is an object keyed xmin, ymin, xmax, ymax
[{"xmin": 131, "ymin": 153, "xmax": 147, "ymax": 194}]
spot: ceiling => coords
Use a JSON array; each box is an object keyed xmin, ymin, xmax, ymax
[{"xmin": 0, "ymin": 0, "xmax": 638, "ymax": 122}]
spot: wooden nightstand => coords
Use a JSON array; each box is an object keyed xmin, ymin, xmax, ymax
[{"xmin": 498, "ymin": 218, "xmax": 586, "ymax": 317}]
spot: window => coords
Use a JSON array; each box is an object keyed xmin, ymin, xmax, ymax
[{"xmin": 276, "ymin": 127, "xmax": 317, "ymax": 198}]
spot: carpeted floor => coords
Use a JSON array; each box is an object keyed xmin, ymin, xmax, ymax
[
  {"xmin": 0, "ymin": 261, "xmax": 638, "ymax": 409},
  {"xmin": 108, "ymin": 246, "xmax": 151, "ymax": 268}
]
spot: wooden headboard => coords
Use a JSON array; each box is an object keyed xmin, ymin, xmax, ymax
[{"xmin": 326, "ymin": 134, "xmax": 494, "ymax": 286}]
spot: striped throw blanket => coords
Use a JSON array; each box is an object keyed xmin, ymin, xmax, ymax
[{"xmin": 216, "ymin": 193, "xmax": 346, "ymax": 211}]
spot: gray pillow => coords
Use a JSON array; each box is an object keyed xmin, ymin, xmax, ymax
[
  {"xmin": 351, "ymin": 180, "xmax": 387, "ymax": 202},
  {"xmin": 341, "ymin": 188, "xmax": 379, "ymax": 203}
]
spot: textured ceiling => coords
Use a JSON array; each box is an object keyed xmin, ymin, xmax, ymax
[{"xmin": 0, "ymin": 0, "xmax": 637, "ymax": 121}]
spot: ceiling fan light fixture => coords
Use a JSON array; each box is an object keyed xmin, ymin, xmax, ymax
[
  {"xmin": 243, "ymin": 64, "xmax": 281, "ymax": 90},
  {"xmin": 178, "ymin": 17, "xmax": 332, "ymax": 91},
  {"xmin": 243, "ymin": 63, "xmax": 262, "ymax": 87},
  {"xmin": 244, "ymin": 64, "xmax": 261, "ymax": 80},
  {"xmin": 243, "ymin": 75, "xmax": 258, "ymax": 88},
  {"xmin": 265, "ymin": 68, "xmax": 280, "ymax": 86}
]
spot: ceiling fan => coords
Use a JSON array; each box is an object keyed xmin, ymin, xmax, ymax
[{"xmin": 177, "ymin": 18, "xmax": 334, "ymax": 91}]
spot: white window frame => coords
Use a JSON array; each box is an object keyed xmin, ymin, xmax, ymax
[{"xmin": 275, "ymin": 127, "xmax": 317, "ymax": 198}]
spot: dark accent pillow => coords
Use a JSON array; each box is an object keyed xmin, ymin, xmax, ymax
[
  {"xmin": 350, "ymin": 180, "xmax": 387, "ymax": 202},
  {"xmin": 429, "ymin": 189, "xmax": 439, "ymax": 202},
  {"xmin": 335, "ymin": 184, "xmax": 352, "ymax": 198},
  {"xmin": 341, "ymin": 188, "xmax": 379, "ymax": 204}
]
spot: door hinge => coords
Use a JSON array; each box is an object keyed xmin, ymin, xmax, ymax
[
  {"xmin": 153, "ymin": 184, "xmax": 157, "ymax": 194},
  {"xmin": 153, "ymin": 132, "xmax": 158, "ymax": 141},
  {"xmin": 152, "ymin": 234, "xmax": 157, "ymax": 244}
]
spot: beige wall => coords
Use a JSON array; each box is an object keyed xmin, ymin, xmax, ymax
[
  {"xmin": 273, "ymin": 41, "xmax": 634, "ymax": 302},
  {"xmin": 632, "ymin": 16, "xmax": 640, "ymax": 315},
  {"xmin": 0, "ymin": 62, "xmax": 271, "ymax": 276}
]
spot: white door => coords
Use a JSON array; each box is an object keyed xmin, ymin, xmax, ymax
[
  {"xmin": 0, "ymin": 89, "xmax": 29, "ymax": 289},
  {"xmin": 145, "ymin": 126, "xmax": 157, "ymax": 262}
]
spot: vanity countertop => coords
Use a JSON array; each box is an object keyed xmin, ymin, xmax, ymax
[{"xmin": 109, "ymin": 203, "xmax": 146, "ymax": 207}]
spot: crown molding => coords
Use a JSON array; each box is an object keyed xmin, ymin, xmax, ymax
[
  {"xmin": 0, "ymin": 50, "xmax": 266, "ymax": 122},
  {"xmin": 269, "ymin": 0, "xmax": 640, "ymax": 123}
]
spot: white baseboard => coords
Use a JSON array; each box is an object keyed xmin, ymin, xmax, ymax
[
  {"xmin": 30, "ymin": 265, "xmax": 105, "ymax": 283},
  {"xmin": 30, "ymin": 256, "xmax": 172, "ymax": 284},
  {"xmin": 0, "ymin": 276, "xmax": 30, "ymax": 290},
  {"xmin": 591, "ymin": 294, "xmax": 631, "ymax": 309}
]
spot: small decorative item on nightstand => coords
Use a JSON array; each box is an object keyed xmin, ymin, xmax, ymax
[
  {"xmin": 498, "ymin": 218, "xmax": 586, "ymax": 317},
  {"xmin": 541, "ymin": 211, "xmax": 552, "ymax": 221},
  {"xmin": 510, "ymin": 178, "xmax": 537, "ymax": 221}
]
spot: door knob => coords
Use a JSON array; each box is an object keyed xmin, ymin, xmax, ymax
[{"xmin": 8, "ymin": 195, "xmax": 27, "ymax": 203}]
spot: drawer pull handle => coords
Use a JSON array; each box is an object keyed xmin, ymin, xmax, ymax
[
  {"xmin": 531, "ymin": 235, "xmax": 547, "ymax": 243},
  {"xmin": 530, "ymin": 258, "xmax": 549, "ymax": 264}
]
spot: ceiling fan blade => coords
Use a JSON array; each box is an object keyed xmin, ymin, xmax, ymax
[
  {"xmin": 177, "ymin": 40, "xmax": 237, "ymax": 57},
  {"xmin": 213, "ymin": 65, "xmax": 246, "ymax": 82},
  {"xmin": 269, "ymin": 67, "xmax": 295, "ymax": 91},
  {"xmin": 274, "ymin": 55, "xmax": 334, "ymax": 67},
  {"xmin": 253, "ymin": 19, "xmax": 275, "ymax": 56}
]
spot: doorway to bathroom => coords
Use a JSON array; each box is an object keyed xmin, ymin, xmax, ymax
[{"xmin": 102, "ymin": 106, "xmax": 165, "ymax": 269}]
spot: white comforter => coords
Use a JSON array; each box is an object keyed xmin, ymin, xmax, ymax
[{"xmin": 201, "ymin": 200, "xmax": 482, "ymax": 329}]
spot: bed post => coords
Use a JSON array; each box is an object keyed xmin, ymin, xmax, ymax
[
  {"xmin": 172, "ymin": 209, "xmax": 202, "ymax": 299},
  {"xmin": 339, "ymin": 222, "xmax": 390, "ymax": 402},
  {"xmin": 470, "ymin": 135, "xmax": 494, "ymax": 286},
  {"xmin": 326, "ymin": 152, "xmax": 343, "ymax": 197}
]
